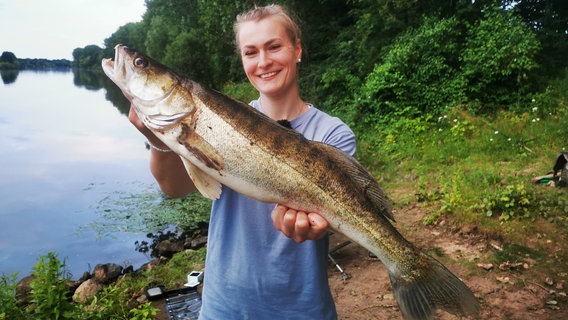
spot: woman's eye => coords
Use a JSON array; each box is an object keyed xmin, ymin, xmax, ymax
[
  {"xmin": 269, "ymin": 44, "xmax": 281, "ymax": 51},
  {"xmin": 134, "ymin": 57, "xmax": 148, "ymax": 68}
]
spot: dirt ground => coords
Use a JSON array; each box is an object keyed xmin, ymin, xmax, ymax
[
  {"xmin": 154, "ymin": 203, "xmax": 568, "ymax": 319},
  {"xmin": 328, "ymin": 204, "xmax": 568, "ymax": 320}
]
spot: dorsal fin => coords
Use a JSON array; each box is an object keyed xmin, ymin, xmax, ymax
[{"xmin": 315, "ymin": 142, "xmax": 394, "ymax": 221}]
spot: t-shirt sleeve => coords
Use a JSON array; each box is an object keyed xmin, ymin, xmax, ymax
[{"xmin": 321, "ymin": 121, "xmax": 357, "ymax": 157}]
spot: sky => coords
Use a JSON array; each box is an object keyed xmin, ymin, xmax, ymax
[{"xmin": 0, "ymin": 0, "xmax": 146, "ymax": 60}]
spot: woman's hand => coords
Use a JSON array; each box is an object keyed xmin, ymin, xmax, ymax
[{"xmin": 271, "ymin": 204, "xmax": 329, "ymax": 243}]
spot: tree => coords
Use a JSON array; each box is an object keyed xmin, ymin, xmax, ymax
[
  {"xmin": 0, "ymin": 51, "xmax": 18, "ymax": 64},
  {"xmin": 461, "ymin": 6, "xmax": 541, "ymax": 106},
  {"xmin": 0, "ymin": 51, "xmax": 20, "ymax": 70},
  {"xmin": 356, "ymin": 16, "xmax": 466, "ymax": 123},
  {"xmin": 506, "ymin": 0, "xmax": 568, "ymax": 78},
  {"xmin": 72, "ymin": 45, "xmax": 104, "ymax": 69},
  {"xmin": 103, "ymin": 22, "xmax": 147, "ymax": 58}
]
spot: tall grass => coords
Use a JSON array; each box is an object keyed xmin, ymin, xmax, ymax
[{"xmin": 357, "ymin": 69, "xmax": 568, "ymax": 239}]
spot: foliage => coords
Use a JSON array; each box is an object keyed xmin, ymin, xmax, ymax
[
  {"xmin": 85, "ymin": 186, "xmax": 211, "ymax": 241},
  {"xmin": 0, "ymin": 248, "xmax": 209, "ymax": 319},
  {"xmin": 461, "ymin": 6, "xmax": 541, "ymax": 107},
  {"xmin": 474, "ymin": 183, "xmax": 533, "ymax": 221},
  {"xmin": 356, "ymin": 17, "xmax": 465, "ymax": 122},
  {"xmin": 75, "ymin": 249, "xmax": 205, "ymax": 319},
  {"xmin": 0, "ymin": 51, "xmax": 70, "ymax": 70},
  {"xmin": 222, "ymin": 81, "xmax": 258, "ymax": 103},
  {"xmin": 0, "ymin": 51, "xmax": 19, "ymax": 69},
  {"xmin": 66, "ymin": 0, "xmax": 566, "ymax": 122},
  {"xmin": 72, "ymin": 45, "xmax": 105, "ymax": 69},
  {"xmin": 29, "ymin": 252, "xmax": 75, "ymax": 319},
  {"xmin": 78, "ymin": 285, "xmax": 157, "ymax": 320},
  {"xmin": 370, "ymin": 68, "xmax": 568, "ymax": 235},
  {"xmin": 147, "ymin": 248, "xmax": 206, "ymax": 287},
  {"xmin": 507, "ymin": 0, "xmax": 568, "ymax": 78},
  {"xmin": 0, "ymin": 274, "xmax": 26, "ymax": 320}
]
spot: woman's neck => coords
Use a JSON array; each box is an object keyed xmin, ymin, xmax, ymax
[{"xmin": 259, "ymin": 90, "xmax": 307, "ymax": 121}]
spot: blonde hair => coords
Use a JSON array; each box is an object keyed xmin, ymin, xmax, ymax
[{"xmin": 234, "ymin": 4, "xmax": 302, "ymax": 49}]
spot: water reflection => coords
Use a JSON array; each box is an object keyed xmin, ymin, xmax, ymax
[
  {"xmin": 72, "ymin": 69, "xmax": 131, "ymax": 115},
  {"xmin": 0, "ymin": 69, "xmax": 155, "ymax": 279},
  {"xmin": 1, "ymin": 69, "xmax": 19, "ymax": 84}
]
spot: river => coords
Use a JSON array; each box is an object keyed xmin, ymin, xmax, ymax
[{"xmin": 0, "ymin": 69, "xmax": 163, "ymax": 280}]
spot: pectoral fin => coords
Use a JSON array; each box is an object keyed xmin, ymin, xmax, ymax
[
  {"xmin": 180, "ymin": 158, "xmax": 222, "ymax": 200},
  {"xmin": 177, "ymin": 123, "xmax": 225, "ymax": 200}
]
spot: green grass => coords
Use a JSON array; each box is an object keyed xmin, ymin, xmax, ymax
[
  {"xmin": 0, "ymin": 249, "xmax": 206, "ymax": 320},
  {"xmin": 357, "ymin": 72, "xmax": 568, "ymax": 240}
]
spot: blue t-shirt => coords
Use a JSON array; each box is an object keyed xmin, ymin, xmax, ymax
[{"xmin": 199, "ymin": 100, "xmax": 356, "ymax": 320}]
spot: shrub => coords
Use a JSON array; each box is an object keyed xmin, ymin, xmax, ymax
[
  {"xmin": 0, "ymin": 273, "xmax": 26, "ymax": 320},
  {"xmin": 29, "ymin": 252, "xmax": 75, "ymax": 319}
]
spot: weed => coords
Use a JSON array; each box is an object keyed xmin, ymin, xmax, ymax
[
  {"xmin": 29, "ymin": 252, "xmax": 76, "ymax": 319},
  {"xmin": 129, "ymin": 302, "xmax": 157, "ymax": 320},
  {"xmin": 474, "ymin": 183, "xmax": 533, "ymax": 221},
  {"xmin": 0, "ymin": 273, "xmax": 26, "ymax": 320},
  {"xmin": 493, "ymin": 243, "xmax": 543, "ymax": 265}
]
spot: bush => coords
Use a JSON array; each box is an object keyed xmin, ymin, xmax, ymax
[
  {"xmin": 356, "ymin": 16, "xmax": 466, "ymax": 125},
  {"xmin": 461, "ymin": 7, "xmax": 541, "ymax": 107},
  {"xmin": 0, "ymin": 274, "xmax": 26, "ymax": 320}
]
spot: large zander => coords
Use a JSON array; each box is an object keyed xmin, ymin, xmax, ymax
[{"xmin": 102, "ymin": 45, "xmax": 480, "ymax": 320}]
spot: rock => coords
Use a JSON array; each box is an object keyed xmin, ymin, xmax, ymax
[
  {"xmin": 72, "ymin": 279, "xmax": 104, "ymax": 303},
  {"xmin": 66, "ymin": 279, "xmax": 83, "ymax": 294},
  {"xmin": 123, "ymin": 265, "xmax": 134, "ymax": 274},
  {"xmin": 139, "ymin": 259, "xmax": 161, "ymax": 272},
  {"xmin": 155, "ymin": 239, "xmax": 184, "ymax": 258},
  {"xmin": 476, "ymin": 263, "xmax": 494, "ymax": 271},
  {"xmin": 15, "ymin": 274, "xmax": 35, "ymax": 305},
  {"xmin": 188, "ymin": 235, "xmax": 208, "ymax": 249},
  {"xmin": 498, "ymin": 261, "xmax": 524, "ymax": 270},
  {"xmin": 78, "ymin": 271, "xmax": 91, "ymax": 282},
  {"xmin": 93, "ymin": 263, "xmax": 123, "ymax": 284},
  {"xmin": 496, "ymin": 276, "xmax": 512, "ymax": 284},
  {"xmin": 383, "ymin": 293, "xmax": 394, "ymax": 300}
]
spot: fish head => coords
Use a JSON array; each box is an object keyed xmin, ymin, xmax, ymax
[
  {"xmin": 101, "ymin": 45, "xmax": 191, "ymax": 130},
  {"xmin": 102, "ymin": 45, "xmax": 176, "ymax": 103}
]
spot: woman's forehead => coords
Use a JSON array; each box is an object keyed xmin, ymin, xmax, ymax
[{"xmin": 237, "ymin": 16, "xmax": 291, "ymax": 47}]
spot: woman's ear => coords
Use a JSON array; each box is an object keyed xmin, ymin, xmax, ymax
[{"xmin": 296, "ymin": 40, "xmax": 303, "ymax": 62}]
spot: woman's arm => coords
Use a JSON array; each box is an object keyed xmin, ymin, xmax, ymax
[{"xmin": 128, "ymin": 106, "xmax": 196, "ymax": 198}]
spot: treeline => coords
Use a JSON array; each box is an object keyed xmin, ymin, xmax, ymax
[
  {"xmin": 73, "ymin": 0, "xmax": 568, "ymax": 136},
  {"xmin": 0, "ymin": 51, "xmax": 71, "ymax": 70}
]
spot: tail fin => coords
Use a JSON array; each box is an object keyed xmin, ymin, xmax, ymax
[{"xmin": 389, "ymin": 253, "xmax": 480, "ymax": 320}]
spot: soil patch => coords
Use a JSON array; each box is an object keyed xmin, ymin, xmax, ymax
[{"xmin": 328, "ymin": 204, "xmax": 568, "ymax": 319}]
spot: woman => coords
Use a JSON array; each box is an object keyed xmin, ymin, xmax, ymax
[{"xmin": 129, "ymin": 4, "xmax": 356, "ymax": 319}]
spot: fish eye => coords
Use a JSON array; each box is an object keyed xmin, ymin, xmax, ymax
[{"xmin": 134, "ymin": 57, "xmax": 148, "ymax": 68}]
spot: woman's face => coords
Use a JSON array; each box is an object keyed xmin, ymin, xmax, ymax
[{"xmin": 237, "ymin": 16, "xmax": 302, "ymax": 98}]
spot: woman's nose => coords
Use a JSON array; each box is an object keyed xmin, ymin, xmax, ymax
[{"xmin": 258, "ymin": 51, "xmax": 272, "ymax": 68}]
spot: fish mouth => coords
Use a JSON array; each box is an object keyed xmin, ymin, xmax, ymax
[{"xmin": 101, "ymin": 44, "xmax": 126, "ymax": 79}]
